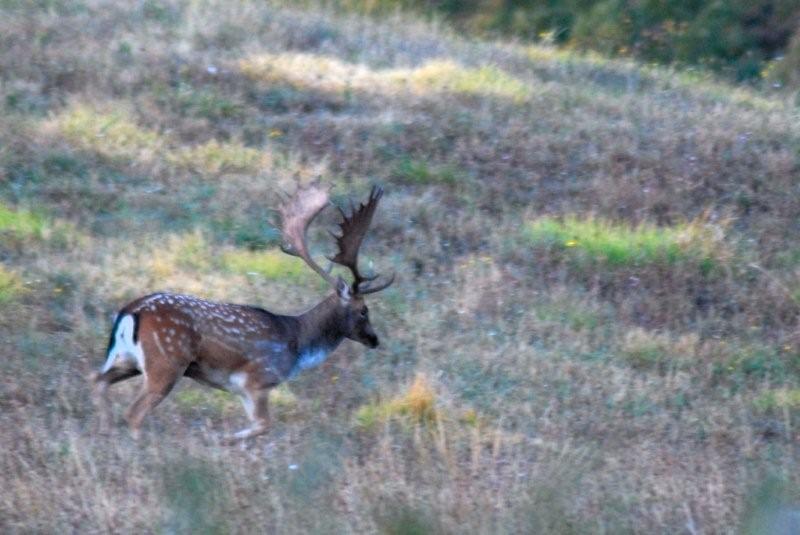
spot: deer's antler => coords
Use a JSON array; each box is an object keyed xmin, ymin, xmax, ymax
[
  {"xmin": 278, "ymin": 183, "xmax": 337, "ymax": 288},
  {"xmin": 329, "ymin": 185, "xmax": 395, "ymax": 294}
]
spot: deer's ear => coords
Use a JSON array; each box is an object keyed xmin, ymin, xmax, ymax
[{"xmin": 336, "ymin": 276, "xmax": 351, "ymax": 303}]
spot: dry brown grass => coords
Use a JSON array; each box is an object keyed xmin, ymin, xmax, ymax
[{"xmin": 1, "ymin": 0, "xmax": 799, "ymax": 533}]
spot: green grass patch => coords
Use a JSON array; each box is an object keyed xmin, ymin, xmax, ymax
[
  {"xmin": 161, "ymin": 459, "xmax": 230, "ymax": 534},
  {"xmin": 55, "ymin": 106, "xmax": 161, "ymax": 163},
  {"xmin": 168, "ymin": 140, "xmax": 265, "ymax": 175},
  {"xmin": 0, "ymin": 204, "xmax": 48, "ymax": 241},
  {"xmin": 146, "ymin": 232, "xmax": 211, "ymax": 278},
  {"xmin": 390, "ymin": 157, "xmax": 459, "ymax": 185},
  {"xmin": 173, "ymin": 383, "xmax": 297, "ymax": 419},
  {"xmin": 618, "ymin": 328, "xmax": 671, "ymax": 370},
  {"xmin": 534, "ymin": 298, "xmax": 605, "ymax": 332},
  {"xmin": 222, "ymin": 248, "xmax": 308, "ymax": 280},
  {"xmin": 0, "ymin": 265, "xmax": 23, "ymax": 304},
  {"xmin": 169, "ymin": 231, "xmax": 210, "ymax": 272},
  {"xmin": 524, "ymin": 216, "xmax": 725, "ymax": 270},
  {"xmin": 791, "ymin": 286, "xmax": 800, "ymax": 307},
  {"xmin": 711, "ymin": 345, "xmax": 797, "ymax": 386},
  {"xmin": 753, "ymin": 388, "xmax": 800, "ymax": 412},
  {"xmin": 173, "ymin": 388, "xmax": 237, "ymax": 417},
  {"xmin": 271, "ymin": 384, "xmax": 299, "ymax": 409},
  {"xmin": 154, "ymin": 84, "xmax": 244, "ymax": 121},
  {"xmin": 53, "ymin": 105, "xmax": 264, "ymax": 174}
]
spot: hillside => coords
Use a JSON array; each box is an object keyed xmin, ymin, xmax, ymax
[{"xmin": 1, "ymin": 1, "xmax": 799, "ymax": 532}]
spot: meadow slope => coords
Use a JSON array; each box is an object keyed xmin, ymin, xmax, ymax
[{"xmin": 0, "ymin": 1, "xmax": 799, "ymax": 533}]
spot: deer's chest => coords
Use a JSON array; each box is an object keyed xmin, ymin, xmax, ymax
[{"xmin": 288, "ymin": 347, "xmax": 332, "ymax": 379}]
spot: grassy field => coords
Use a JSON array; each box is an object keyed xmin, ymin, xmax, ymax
[{"xmin": 1, "ymin": 1, "xmax": 799, "ymax": 533}]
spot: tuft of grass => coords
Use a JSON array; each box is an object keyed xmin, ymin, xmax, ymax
[
  {"xmin": 0, "ymin": 265, "xmax": 24, "ymax": 304},
  {"xmin": 54, "ymin": 106, "xmax": 161, "ymax": 163},
  {"xmin": 165, "ymin": 85, "xmax": 244, "ymax": 121},
  {"xmin": 239, "ymin": 53, "xmax": 530, "ymax": 102},
  {"xmin": 524, "ymin": 216, "xmax": 726, "ymax": 270},
  {"xmin": 618, "ymin": 328, "xmax": 671, "ymax": 370},
  {"xmin": 753, "ymin": 389, "xmax": 800, "ymax": 412},
  {"xmin": 401, "ymin": 61, "xmax": 532, "ymax": 102},
  {"xmin": 355, "ymin": 373, "xmax": 438, "ymax": 429},
  {"xmin": 222, "ymin": 248, "xmax": 309, "ymax": 280},
  {"xmin": 0, "ymin": 203, "xmax": 49, "ymax": 241},
  {"xmin": 271, "ymin": 384, "xmax": 299, "ymax": 409},
  {"xmin": 53, "ymin": 105, "xmax": 265, "ymax": 174},
  {"xmin": 0, "ymin": 203, "xmax": 75, "ymax": 250},
  {"xmin": 710, "ymin": 344, "xmax": 797, "ymax": 385},
  {"xmin": 238, "ymin": 52, "xmax": 366, "ymax": 93},
  {"xmin": 533, "ymin": 295, "xmax": 606, "ymax": 332},
  {"xmin": 146, "ymin": 231, "xmax": 211, "ymax": 279},
  {"xmin": 168, "ymin": 140, "xmax": 266, "ymax": 175},
  {"xmin": 373, "ymin": 504, "xmax": 443, "ymax": 535},
  {"xmin": 173, "ymin": 231, "xmax": 210, "ymax": 271}
]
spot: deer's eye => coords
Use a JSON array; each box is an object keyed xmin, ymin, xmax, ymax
[{"xmin": 361, "ymin": 307, "xmax": 368, "ymax": 317}]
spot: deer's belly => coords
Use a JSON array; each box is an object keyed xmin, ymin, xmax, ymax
[{"xmin": 185, "ymin": 363, "xmax": 247, "ymax": 393}]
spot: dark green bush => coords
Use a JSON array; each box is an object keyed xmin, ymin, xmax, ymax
[{"xmin": 332, "ymin": 0, "xmax": 800, "ymax": 82}]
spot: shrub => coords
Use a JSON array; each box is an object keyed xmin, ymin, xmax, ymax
[
  {"xmin": 767, "ymin": 27, "xmax": 800, "ymax": 88},
  {"xmin": 333, "ymin": 0, "xmax": 800, "ymax": 82}
]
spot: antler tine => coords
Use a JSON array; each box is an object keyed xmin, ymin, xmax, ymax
[
  {"xmin": 329, "ymin": 185, "xmax": 393, "ymax": 293},
  {"xmin": 357, "ymin": 272, "xmax": 395, "ymax": 294},
  {"xmin": 278, "ymin": 183, "xmax": 337, "ymax": 288}
]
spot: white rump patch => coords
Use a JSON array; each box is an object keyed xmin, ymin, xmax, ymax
[{"xmin": 101, "ymin": 314, "xmax": 145, "ymax": 373}]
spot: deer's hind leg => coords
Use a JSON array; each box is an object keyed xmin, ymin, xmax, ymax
[
  {"xmin": 123, "ymin": 327, "xmax": 189, "ymax": 438},
  {"xmin": 91, "ymin": 367, "xmax": 141, "ymax": 429},
  {"xmin": 124, "ymin": 365, "xmax": 184, "ymax": 437}
]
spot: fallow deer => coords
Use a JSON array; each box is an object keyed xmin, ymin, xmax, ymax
[{"xmin": 91, "ymin": 184, "xmax": 394, "ymax": 441}]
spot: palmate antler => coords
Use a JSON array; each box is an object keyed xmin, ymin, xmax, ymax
[
  {"xmin": 329, "ymin": 186, "xmax": 395, "ymax": 294},
  {"xmin": 278, "ymin": 183, "xmax": 338, "ymax": 287},
  {"xmin": 278, "ymin": 183, "xmax": 394, "ymax": 295}
]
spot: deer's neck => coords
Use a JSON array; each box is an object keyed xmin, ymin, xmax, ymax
[{"xmin": 289, "ymin": 294, "xmax": 345, "ymax": 376}]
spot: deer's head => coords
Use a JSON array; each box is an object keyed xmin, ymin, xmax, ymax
[{"xmin": 278, "ymin": 183, "xmax": 394, "ymax": 349}]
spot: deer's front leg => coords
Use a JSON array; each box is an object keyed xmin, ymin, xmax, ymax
[
  {"xmin": 239, "ymin": 389, "xmax": 270, "ymax": 439},
  {"xmin": 226, "ymin": 386, "xmax": 270, "ymax": 443},
  {"xmin": 219, "ymin": 363, "xmax": 278, "ymax": 443}
]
